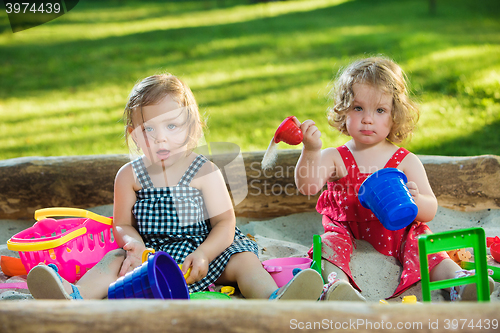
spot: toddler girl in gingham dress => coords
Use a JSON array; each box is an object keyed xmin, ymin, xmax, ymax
[
  {"xmin": 131, "ymin": 154, "xmax": 257, "ymax": 293},
  {"xmin": 27, "ymin": 73, "xmax": 324, "ymax": 300}
]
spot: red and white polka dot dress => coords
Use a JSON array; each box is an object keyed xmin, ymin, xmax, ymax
[{"xmin": 309, "ymin": 145, "xmax": 448, "ymax": 298}]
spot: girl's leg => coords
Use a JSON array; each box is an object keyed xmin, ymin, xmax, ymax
[
  {"xmin": 429, "ymin": 258, "xmax": 460, "ymax": 283},
  {"xmin": 216, "ymin": 252, "xmax": 324, "ymax": 300},
  {"xmin": 215, "ymin": 252, "xmax": 277, "ymax": 299},
  {"xmin": 28, "ymin": 249, "xmax": 126, "ymax": 300},
  {"xmin": 76, "ymin": 249, "xmax": 126, "ymax": 299},
  {"xmin": 322, "ymin": 259, "xmax": 365, "ymax": 301},
  {"xmin": 322, "ymin": 259, "xmax": 349, "ymax": 282},
  {"xmin": 430, "ymin": 258, "xmax": 495, "ymax": 301}
]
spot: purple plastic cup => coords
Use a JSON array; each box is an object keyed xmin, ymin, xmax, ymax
[
  {"xmin": 109, "ymin": 276, "xmax": 125, "ymax": 299},
  {"xmin": 358, "ymin": 168, "xmax": 418, "ymax": 231},
  {"xmin": 107, "ymin": 251, "xmax": 189, "ymax": 299},
  {"xmin": 131, "ymin": 267, "xmax": 144, "ymax": 298},
  {"xmin": 123, "ymin": 272, "xmax": 135, "ymax": 298}
]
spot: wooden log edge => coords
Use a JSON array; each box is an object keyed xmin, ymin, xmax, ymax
[
  {"xmin": 1, "ymin": 300, "xmax": 499, "ymax": 333},
  {"xmin": 0, "ymin": 151, "xmax": 499, "ymax": 220}
]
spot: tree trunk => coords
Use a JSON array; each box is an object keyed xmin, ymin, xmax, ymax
[{"xmin": 1, "ymin": 151, "xmax": 499, "ymax": 220}]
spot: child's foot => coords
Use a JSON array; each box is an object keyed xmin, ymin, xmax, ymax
[
  {"xmin": 450, "ymin": 270, "xmax": 495, "ymax": 301},
  {"xmin": 27, "ymin": 264, "xmax": 83, "ymax": 300},
  {"xmin": 322, "ymin": 272, "xmax": 366, "ymax": 302},
  {"xmin": 269, "ymin": 268, "xmax": 323, "ymax": 300}
]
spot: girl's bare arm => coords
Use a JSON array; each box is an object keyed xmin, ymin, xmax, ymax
[
  {"xmin": 400, "ymin": 153, "xmax": 438, "ymax": 222},
  {"xmin": 113, "ymin": 163, "xmax": 147, "ymax": 276},
  {"xmin": 294, "ymin": 118, "xmax": 338, "ymax": 195},
  {"xmin": 182, "ymin": 161, "xmax": 236, "ymax": 284}
]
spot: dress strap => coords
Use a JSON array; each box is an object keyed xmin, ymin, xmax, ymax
[
  {"xmin": 336, "ymin": 145, "xmax": 357, "ymax": 174},
  {"xmin": 178, "ymin": 155, "xmax": 208, "ymax": 186},
  {"xmin": 384, "ymin": 147, "xmax": 410, "ymax": 169},
  {"xmin": 131, "ymin": 157, "xmax": 154, "ymax": 189}
]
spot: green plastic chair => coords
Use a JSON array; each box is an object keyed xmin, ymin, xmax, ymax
[{"xmin": 418, "ymin": 227, "xmax": 490, "ymax": 302}]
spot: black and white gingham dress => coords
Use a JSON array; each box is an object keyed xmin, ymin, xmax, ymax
[{"xmin": 131, "ymin": 154, "xmax": 258, "ymax": 293}]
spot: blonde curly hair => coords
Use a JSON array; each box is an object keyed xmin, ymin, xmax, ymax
[
  {"xmin": 123, "ymin": 73, "xmax": 205, "ymax": 151},
  {"xmin": 328, "ymin": 57, "xmax": 419, "ymax": 143}
]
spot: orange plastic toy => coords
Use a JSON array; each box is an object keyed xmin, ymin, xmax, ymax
[{"xmin": 1, "ymin": 256, "xmax": 27, "ymax": 276}]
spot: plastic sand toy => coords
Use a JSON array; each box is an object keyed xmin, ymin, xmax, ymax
[
  {"xmin": 190, "ymin": 287, "xmax": 234, "ymax": 300},
  {"xmin": 491, "ymin": 242, "xmax": 500, "ymax": 263},
  {"xmin": 0, "ymin": 256, "xmax": 27, "ymax": 276},
  {"xmin": 190, "ymin": 291, "xmax": 231, "ymax": 300},
  {"xmin": 7, "ymin": 207, "xmax": 118, "ymax": 283},
  {"xmin": 380, "ymin": 295, "xmax": 420, "ymax": 304},
  {"xmin": 310, "ymin": 235, "xmax": 322, "ymax": 279},
  {"xmin": 107, "ymin": 250, "xmax": 189, "ymax": 300},
  {"xmin": 262, "ymin": 257, "xmax": 312, "ymax": 287},
  {"xmin": 418, "ymin": 227, "xmax": 490, "ymax": 302},
  {"xmin": 273, "ymin": 116, "xmax": 303, "ymax": 145},
  {"xmin": 358, "ymin": 168, "xmax": 418, "ymax": 231},
  {"xmin": 460, "ymin": 236, "xmax": 500, "ymax": 282},
  {"xmin": 261, "ymin": 116, "xmax": 303, "ymax": 170}
]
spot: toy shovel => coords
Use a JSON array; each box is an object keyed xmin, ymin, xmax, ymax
[{"xmin": 311, "ymin": 234, "xmax": 323, "ymax": 282}]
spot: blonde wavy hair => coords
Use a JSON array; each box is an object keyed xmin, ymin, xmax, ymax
[
  {"xmin": 123, "ymin": 73, "xmax": 205, "ymax": 151},
  {"xmin": 328, "ymin": 57, "xmax": 419, "ymax": 143}
]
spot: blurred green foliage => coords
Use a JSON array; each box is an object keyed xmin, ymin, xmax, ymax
[{"xmin": 0, "ymin": 0, "xmax": 499, "ymax": 159}]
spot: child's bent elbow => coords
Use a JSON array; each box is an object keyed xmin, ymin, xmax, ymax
[{"xmin": 417, "ymin": 206, "xmax": 438, "ymax": 223}]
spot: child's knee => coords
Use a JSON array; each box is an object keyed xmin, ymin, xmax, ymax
[
  {"xmin": 109, "ymin": 248, "xmax": 127, "ymax": 259},
  {"xmin": 228, "ymin": 252, "xmax": 259, "ymax": 269},
  {"xmin": 99, "ymin": 249, "xmax": 126, "ymax": 266},
  {"xmin": 223, "ymin": 252, "xmax": 260, "ymax": 278},
  {"xmin": 322, "ymin": 259, "xmax": 348, "ymax": 281}
]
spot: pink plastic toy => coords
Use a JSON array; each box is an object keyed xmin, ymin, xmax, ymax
[
  {"xmin": 262, "ymin": 257, "xmax": 312, "ymax": 287},
  {"xmin": 7, "ymin": 207, "xmax": 118, "ymax": 283}
]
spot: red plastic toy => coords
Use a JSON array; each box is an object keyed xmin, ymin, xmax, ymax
[{"xmin": 273, "ymin": 116, "xmax": 303, "ymax": 145}]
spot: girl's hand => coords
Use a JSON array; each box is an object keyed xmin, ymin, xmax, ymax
[
  {"xmin": 406, "ymin": 181, "xmax": 419, "ymax": 201},
  {"xmin": 182, "ymin": 249, "xmax": 209, "ymax": 285},
  {"xmin": 119, "ymin": 240, "xmax": 146, "ymax": 276},
  {"xmin": 293, "ymin": 117, "xmax": 322, "ymax": 151},
  {"xmin": 400, "ymin": 153, "xmax": 438, "ymax": 222}
]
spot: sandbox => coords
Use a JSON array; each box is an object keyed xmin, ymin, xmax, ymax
[{"xmin": 1, "ymin": 151, "xmax": 499, "ymax": 332}]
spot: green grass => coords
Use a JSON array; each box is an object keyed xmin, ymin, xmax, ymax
[{"xmin": 1, "ymin": 0, "xmax": 499, "ymax": 159}]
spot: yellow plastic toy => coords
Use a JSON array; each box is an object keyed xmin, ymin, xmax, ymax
[
  {"xmin": 221, "ymin": 286, "xmax": 235, "ymax": 296},
  {"xmin": 379, "ymin": 295, "xmax": 419, "ymax": 304},
  {"xmin": 142, "ymin": 248, "xmax": 191, "ymax": 280}
]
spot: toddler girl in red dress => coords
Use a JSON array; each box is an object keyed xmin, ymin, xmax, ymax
[{"xmin": 294, "ymin": 57, "xmax": 494, "ymax": 301}]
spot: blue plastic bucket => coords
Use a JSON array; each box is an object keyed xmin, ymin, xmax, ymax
[
  {"xmin": 108, "ymin": 251, "xmax": 190, "ymax": 299},
  {"xmin": 358, "ymin": 168, "xmax": 418, "ymax": 231}
]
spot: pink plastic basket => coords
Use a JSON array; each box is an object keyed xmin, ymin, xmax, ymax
[{"xmin": 7, "ymin": 207, "xmax": 119, "ymax": 283}]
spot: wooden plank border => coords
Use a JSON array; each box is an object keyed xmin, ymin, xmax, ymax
[{"xmin": 1, "ymin": 300, "xmax": 499, "ymax": 333}]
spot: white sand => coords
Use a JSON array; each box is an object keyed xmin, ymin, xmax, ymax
[
  {"xmin": 238, "ymin": 206, "xmax": 500, "ymax": 302},
  {"xmin": 260, "ymin": 139, "xmax": 279, "ymax": 170},
  {"xmin": 1, "ymin": 205, "xmax": 499, "ymax": 302}
]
